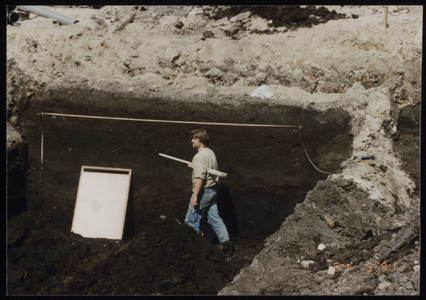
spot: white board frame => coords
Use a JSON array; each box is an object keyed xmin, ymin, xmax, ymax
[{"xmin": 71, "ymin": 166, "xmax": 132, "ymax": 240}]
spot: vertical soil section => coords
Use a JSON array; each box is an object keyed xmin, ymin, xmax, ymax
[
  {"xmin": 20, "ymin": 83, "xmax": 352, "ymax": 241},
  {"xmin": 393, "ymin": 104, "xmax": 420, "ymax": 195},
  {"xmin": 9, "ymin": 82, "xmax": 352, "ymax": 295},
  {"xmin": 7, "ymin": 141, "xmax": 28, "ymax": 219}
]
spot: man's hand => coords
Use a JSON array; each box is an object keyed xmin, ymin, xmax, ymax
[{"xmin": 191, "ymin": 194, "xmax": 198, "ymax": 207}]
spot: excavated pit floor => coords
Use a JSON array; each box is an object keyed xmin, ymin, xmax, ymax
[{"xmin": 8, "ymin": 83, "xmax": 352, "ymax": 295}]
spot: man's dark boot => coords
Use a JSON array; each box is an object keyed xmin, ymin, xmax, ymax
[{"xmin": 218, "ymin": 240, "xmax": 234, "ymax": 255}]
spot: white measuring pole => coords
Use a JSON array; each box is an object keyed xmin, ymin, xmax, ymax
[
  {"xmin": 159, "ymin": 153, "xmax": 227, "ymax": 177},
  {"xmin": 159, "ymin": 153, "xmax": 192, "ymax": 166}
]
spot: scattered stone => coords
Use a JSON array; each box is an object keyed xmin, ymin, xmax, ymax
[
  {"xmin": 413, "ymin": 265, "xmax": 420, "ymax": 272},
  {"xmin": 174, "ymin": 20, "xmax": 184, "ymax": 29},
  {"xmin": 115, "ymin": 11, "xmax": 136, "ymax": 32},
  {"xmin": 301, "ymin": 260, "xmax": 315, "ymax": 268},
  {"xmin": 7, "ymin": 226, "xmax": 28, "ymax": 247},
  {"xmin": 159, "ymin": 48, "xmax": 180, "ymax": 67},
  {"xmin": 224, "ymin": 22, "xmax": 241, "ymax": 37},
  {"xmin": 245, "ymin": 76, "xmax": 257, "ymax": 86},
  {"xmin": 324, "ymin": 213, "xmax": 335, "ymax": 229},
  {"xmin": 327, "ymin": 266, "xmax": 335, "ymax": 275},
  {"xmin": 249, "ymin": 17, "xmax": 268, "ymax": 32},
  {"xmin": 215, "ymin": 17, "xmax": 230, "ymax": 27},
  {"xmin": 188, "ymin": 7, "xmax": 203, "ymax": 17},
  {"xmin": 251, "ymin": 85, "xmax": 275, "ymax": 99},
  {"xmin": 90, "ymin": 15, "xmax": 106, "ymax": 26},
  {"xmin": 379, "ymin": 165, "xmax": 388, "ymax": 172},
  {"xmin": 255, "ymin": 72, "xmax": 267, "ymax": 83},
  {"xmin": 230, "ymin": 12, "xmax": 251, "ymax": 23},
  {"xmin": 318, "ymin": 244, "xmax": 326, "ymax": 251},
  {"xmin": 205, "ymin": 67, "xmax": 223, "ymax": 80},
  {"xmin": 394, "ymin": 221, "xmax": 406, "ymax": 228},
  {"xmin": 25, "ymin": 37, "xmax": 38, "ymax": 53},
  {"xmin": 202, "ymin": 30, "xmax": 214, "ymax": 39},
  {"xmin": 378, "ymin": 281, "xmax": 391, "ymax": 290}
]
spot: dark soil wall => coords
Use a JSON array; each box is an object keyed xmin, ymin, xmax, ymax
[
  {"xmin": 7, "ymin": 142, "xmax": 28, "ymax": 219},
  {"xmin": 19, "ymin": 82, "xmax": 352, "ymax": 241},
  {"xmin": 394, "ymin": 104, "xmax": 420, "ymax": 196}
]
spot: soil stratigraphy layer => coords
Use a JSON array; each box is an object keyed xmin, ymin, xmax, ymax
[
  {"xmin": 18, "ymin": 82, "xmax": 352, "ymax": 241},
  {"xmin": 8, "ymin": 80, "xmax": 352, "ymax": 295},
  {"xmin": 212, "ymin": 5, "xmax": 347, "ymax": 30}
]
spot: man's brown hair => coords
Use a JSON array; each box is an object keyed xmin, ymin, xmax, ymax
[{"xmin": 191, "ymin": 129, "xmax": 209, "ymax": 146}]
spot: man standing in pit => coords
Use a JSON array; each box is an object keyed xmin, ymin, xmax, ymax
[{"xmin": 185, "ymin": 129, "xmax": 232, "ymax": 251}]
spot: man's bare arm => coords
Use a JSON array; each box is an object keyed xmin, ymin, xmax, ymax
[{"xmin": 191, "ymin": 178, "xmax": 203, "ymax": 207}]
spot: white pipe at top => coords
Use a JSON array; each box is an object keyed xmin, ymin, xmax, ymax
[
  {"xmin": 17, "ymin": 6, "xmax": 78, "ymax": 25},
  {"xmin": 8, "ymin": 12, "xmax": 21, "ymax": 23}
]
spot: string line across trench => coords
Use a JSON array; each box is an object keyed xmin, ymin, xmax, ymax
[{"xmin": 37, "ymin": 112, "xmax": 334, "ymax": 182}]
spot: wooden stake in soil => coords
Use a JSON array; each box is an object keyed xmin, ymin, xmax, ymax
[
  {"xmin": 383, "ymin": 7, "xmax": 388, "ymax": 28},
  {"xmin": 324, "ymin": 213, "xmax": 335, "ymax": 229}
]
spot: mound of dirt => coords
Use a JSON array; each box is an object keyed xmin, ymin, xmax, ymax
[
  {"xmin": 7, "ymin": 212, "xmax": 263, "ymax": 295},
  {"xmin": 219, "ymin": 175, "xmax": 420, "ymax": 295}
]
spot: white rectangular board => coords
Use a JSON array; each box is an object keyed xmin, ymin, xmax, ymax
[{"xmin": 71, "ymin": 166, "xmax": 132, "ymax": 240}]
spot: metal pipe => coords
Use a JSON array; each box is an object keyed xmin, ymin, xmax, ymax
[
  {"xmin": 7, "ymin": 5, "xmax": 17, "ymax": 13},
  {"xmin": 17, "ymin": 5, "xmax": 78, "ymax": 25},
  {"xmin": 8, "ymin": 12, "xmax": 21, "ymax": 24}
]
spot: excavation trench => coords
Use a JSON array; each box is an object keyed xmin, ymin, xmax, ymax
[
  {"xmin": 10, "ymin": 83, "xmax": 353, "ymax": 294},
  {"xmin": 20, "ymin": 84, "xmax": 352, "ymax": 241}
]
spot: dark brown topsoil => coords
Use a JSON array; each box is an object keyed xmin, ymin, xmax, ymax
[
  {"xmin": 212, "ymin": 5, "xmax": 348, "ymax": 30},
  {"xmin": 7, "ymin": 209, "xmax": 264, "ymax": 295}
]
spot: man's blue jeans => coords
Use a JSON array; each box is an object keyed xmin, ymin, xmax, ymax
[{"xmin": 185, "ymin": 187, "xmax": 230, "ymax": 243}]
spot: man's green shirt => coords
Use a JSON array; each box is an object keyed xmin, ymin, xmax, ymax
[{"xmin": 192, "ymin": 147, "xmax": 219, "ymax": 191}]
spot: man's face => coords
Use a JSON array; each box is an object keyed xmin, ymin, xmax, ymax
[{"xmin": 191, "ymin": 136, "xmax": 203, "ymax": 150}]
